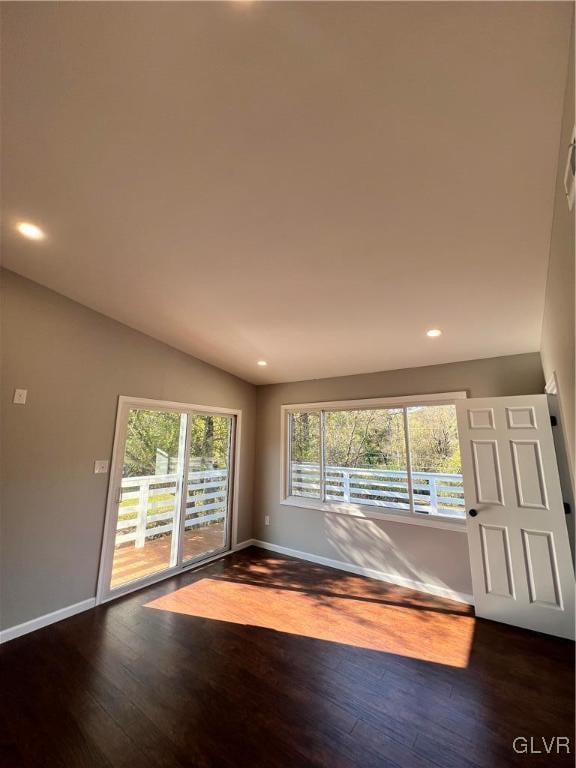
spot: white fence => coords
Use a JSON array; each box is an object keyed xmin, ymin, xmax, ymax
[
  {"xmin": 116, "ymin": 468, "xmax": 228, "ymax": 548},
  {"xmin": 291, "ymin": 463, "xmax": 465, "ymax": 518},
  {"xmin": 115, "ymin": 463, "xmax": 464, "ymax": 549}
]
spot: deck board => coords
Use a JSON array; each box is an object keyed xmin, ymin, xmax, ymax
[{"xmin": 110, "ymin": 522, "xmax": 226, "ymax": 588}]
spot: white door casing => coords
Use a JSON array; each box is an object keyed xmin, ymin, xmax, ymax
[{"xmin": 456, "ymin": 395, "xmax": 575, "ymax": 640}]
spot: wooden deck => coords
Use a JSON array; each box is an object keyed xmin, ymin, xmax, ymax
[{"xmin": 111, "ymin": 522, "xmax": 226, "ymax": 589}]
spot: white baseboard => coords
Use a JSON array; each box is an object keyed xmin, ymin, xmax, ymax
[
  {"xmin": 0, "ymin": 538, "xmax": 472, "ymax": 644},
  {"xmin": 251, "ymin": 539, "xmax": 474, "ymax": 605},
  {"xmin": 232, "ymin": 539, "xmax": 256, "ymax": 551},
  {"xmin": 2, "ymin": 544, "xmax": 256, "ymax": 644},
  {"xmin": 0, "ymin": 597, "xmax": 97, "ymax": 644}
]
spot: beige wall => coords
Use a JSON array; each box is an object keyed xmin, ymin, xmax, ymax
[
  {"xmin": 0, "ymin": 270, "xmax": 256, "ymax": 629},
  {"xmin": 0, "ymin": 266, "xmax": 551, "ymax": 626},
  {"xmin": 254, "ymin": 354, "xmax": 545, "ymax": 597},
  {"xmin": 541, "ymin": 20, "xmax": 575, "ymax": 493}
]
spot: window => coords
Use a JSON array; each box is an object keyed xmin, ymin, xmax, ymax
[
  {"xmin": 406, "ymin": 405, "xmax": 463, "ymax": 518},
  {"xmin": 283, "ymin": 394, "xmax": 466, "ymax": 526},
  {"xmin": 289, "ymin": 411, "xmax": 321, "ymax": 499},
  {"xmin": 324, "ymin": 408, "xmax": 409, "ymax": 510}
]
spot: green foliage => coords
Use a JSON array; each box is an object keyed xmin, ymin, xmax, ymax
[
  {"xmin": 124, "ymin": 409, "xmax": 182, "ymax": 477},
  {"xmin": 324, "ymin": 409, "xmax": 406, "ymax": 469},
  {"xmin": 123, "ymin": 409, "xmax": 231, "ymax": 477},
  {"xmin": 290, "ymin": 412, "xmax": 321, "ymax": 464},
  {"xmin": 408, "ymin": 406, "xmax": 462, "ymax": 474},
  {"xmin": 189, "ymin": 415, "xmax": 230, "ymax": 470},
  {"xmin": 290, "ymin": 405, "xmax": 461, "ymax": 475}
]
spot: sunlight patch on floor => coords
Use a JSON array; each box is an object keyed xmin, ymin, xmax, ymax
[{"xmin": 144, "ymin": 576, "xmax": 475, "ymax": 667}]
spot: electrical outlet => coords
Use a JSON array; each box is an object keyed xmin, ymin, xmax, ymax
[
  {"xmin": 264, "ymin": 515, "xmax": 270, "ymax": 526},
  {"xmin": 94, "ymin": 460, "xmax": 109, "ymax": 474},
  {"xmin": 13, "ymin": 389, "xmax": 28, "ymax": 405}
]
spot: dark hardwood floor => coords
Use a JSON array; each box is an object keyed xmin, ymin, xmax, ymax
[{"xmin": 1, "ymin": 547, "xmax": 574, "ymax": 768}]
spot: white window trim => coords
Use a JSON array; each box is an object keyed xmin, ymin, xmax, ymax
[{"xmin": 280, "ymin": 391, "xmax": 468, "ymax": 533}]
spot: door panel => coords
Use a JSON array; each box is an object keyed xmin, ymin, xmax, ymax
[
  {"xmin": 468, "ymin": 407, "xmax": 495, "ymax": 430},
  {"xmin": 181, "ymin": 414, "xmax": 233, "ymax": 564},
  {"xmin": 506, "ymin": 406, "xmax": 536, "ymax": 429},
  {"xmin": 480, "ymin": 524, "xmax": 514, "ymax": 598},
  {"xmin": 521, "ymin": 529, "xmax": 562, "ymax": 608},
  {"xmin": 510, "ymin": 440, "xmax": 547, "ymax": 509},
  {"xmin": 457, "ymin": 395, "xmax": 575, "ymax": 639},
  {"xmin": 110, "ymin": 408, "xmax": 187, "ymax": 590},
  {"xmin": 471, "ymin": 440, "xmax": 504, "ymax": 505}
]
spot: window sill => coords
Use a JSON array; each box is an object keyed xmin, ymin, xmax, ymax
[{"xmin": 280, "ymin": 496, "xmax": 468, "ymax": 532}]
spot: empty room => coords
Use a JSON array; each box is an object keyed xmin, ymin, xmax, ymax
[{"xmin": 0, "ymin": 2, "xmax": 575, "ymax": 767}]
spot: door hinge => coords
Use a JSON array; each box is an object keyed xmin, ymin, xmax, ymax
[
  {"xmin": 564, "ymin": 502, "xmax": 571, "ymax": 515},
  {"xmin": 551, "ymin": 415, "xmax": 558, "ymax": 426}
]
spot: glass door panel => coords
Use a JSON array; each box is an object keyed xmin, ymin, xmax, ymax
[
  {"xmin": 182, "ymin": 414, "xmax": 233, "ymax": 563},
  {"xmin": 110, "ymin": 408, "xmax": 186, "ymax": 590}
]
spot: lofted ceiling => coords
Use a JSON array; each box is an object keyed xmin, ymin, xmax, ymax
[{"xmin": 1, "ymin": 2, "xmax": 572, "ymax": 384}]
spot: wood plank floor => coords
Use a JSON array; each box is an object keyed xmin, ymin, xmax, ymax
[{"xmin": 1, "ymin": 547, "xmax": 574, "ymax": 768}]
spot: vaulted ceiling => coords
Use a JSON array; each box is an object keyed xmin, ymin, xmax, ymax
[{"xmin": 1, "ymin": 2, "xmax": 572, "ymax": 383}]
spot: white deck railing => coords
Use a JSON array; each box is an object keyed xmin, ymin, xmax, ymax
[
  {"xmin": 291, "ymin": 463, "xmax": 465, "ymax": 518},
  {"xmin": 115, "ymin": 468, "xmax": 228, "ymax": 548},
  {"xmin": 115, "ymin": 462, "xmax": 465, "ymax": 548}
]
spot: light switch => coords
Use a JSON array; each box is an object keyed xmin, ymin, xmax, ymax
[
  {"xmin": 94, "ymin": 460, "xmax": 109, "ymax": 474},
  {"xmin": 13, "ymin": 389, "xmax": 28, "ymax": 405}
]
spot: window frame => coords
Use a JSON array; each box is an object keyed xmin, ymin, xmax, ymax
[{"xmin": 280, "ymin": 392, "xmax": 468, "ymax": 532}]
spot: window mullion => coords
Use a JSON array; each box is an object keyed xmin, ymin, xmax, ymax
[
  {"xmin": 175, "ymin": 412, "xmax": 192, "ymax": 568},
  {"xmin": 403, "ymin": 407, "xmax": 415, "ymax": 514},
  {"xmin": 287, "ymin": 413, "xmax": 293, "ymax": 498},
  {"xmin": 320, "ymin": 410, "xmax": 326, "ymax": 502}
]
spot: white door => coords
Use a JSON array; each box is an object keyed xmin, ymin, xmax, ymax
[{"xmin": 456, "ymin": 395, "xmax": 575, "ymax": 639}]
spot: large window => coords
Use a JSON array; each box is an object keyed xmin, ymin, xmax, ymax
[{"xmin": 284, "ymin": 394, "xmax": 466, "ymax": 525}]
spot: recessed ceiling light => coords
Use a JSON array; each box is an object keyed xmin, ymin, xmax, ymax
[
  {"xmin": 257, "ymin": 360, "xmax": 268, "ymax": 367},
  {"xmin": 16, "ymin": 222, "xmax": 45, "ymax": 240},
  {"xmin": 426, "ymin": 329, "xmax": 442, "ymax": 338}
]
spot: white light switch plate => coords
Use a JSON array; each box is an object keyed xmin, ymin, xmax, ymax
[
  {"xmin": 94, "ymin": 460, "xmax": 109, "ymax": 474},
  {"xmin": 264, "ymin": 515, "xmax": 270, "ymax": 526},
  {"xmin": 13, "ymin": 389, "xmax": 28, "ymax": 405}
]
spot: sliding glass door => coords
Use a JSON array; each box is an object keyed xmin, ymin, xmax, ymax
[{"xmin": 98, "ymin": 398, "xmax": 237, "ymax": 601}]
